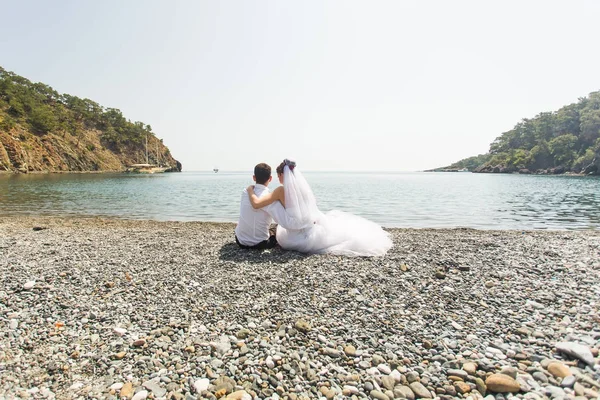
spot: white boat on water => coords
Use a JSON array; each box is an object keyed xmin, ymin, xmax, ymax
[
  {"xmin": 126, "ymin": 164, "xmax": 168, "ymax": 174},
  {"xmin": 126, "ymin": 135, "xmax": 168, "ymax": 173}
]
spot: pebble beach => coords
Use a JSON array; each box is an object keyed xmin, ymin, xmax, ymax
[{"xmin": 1, "ymin": 217, "xmax": 600, "ymax": 400}]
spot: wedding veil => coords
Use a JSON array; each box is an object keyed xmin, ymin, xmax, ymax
[
  {"xmin": 277, "ymin": 158, "xmax": 393, "ymax": 256},
  {"xmin": 282, "ymin": 159, "xmax": 321, "ymax": 227}
]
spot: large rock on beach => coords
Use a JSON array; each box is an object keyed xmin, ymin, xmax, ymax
[
  {"xmin": 485, "ymin": 374, "xmax": 521, "ymax": 393},
  {"xmin": 555, "ymin": 342, "xmax": 595, "ymax": 366},
  {"xmin": 547, "ymin": 361, "xmax": 572, "ymax": 378},
  {"xmin": 409, "ymin": 382, "xmax": 432, "ymax": 398}
]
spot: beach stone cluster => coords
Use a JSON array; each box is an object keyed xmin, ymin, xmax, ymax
[{"xmin": 1, "ymin": 217, "xmax": 599, "ymax": 400}]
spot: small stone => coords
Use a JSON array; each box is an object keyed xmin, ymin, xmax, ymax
[
  {"xmin": 485, "ymin": 374, "xmax": 520, "ymax": 393},
  {"xmin": 555, "ymin": 342, "xmax": 595, "ymax": 366},
  {"xmin": 110, "ymin": 383, "xmax": 124, "ymax": 390},
  {"xmin": 584, "ymin": 389, "xmax": 600, "ymax": 399},
  {"xmin": 463, "ymin": 362, "xmax": 477, "ymax": 375},
  {"xmin": 23, "ymin": 281, "xmax": 35, "ymax": 290},
  {"xmin": 532, "ymin": 372, "xmax": 548, "ymax": 383},
  {"xmin": 344, "ymin": 345, "xmax": 357, "ymax": 357},
  {"xmin": 226, "ymin": 390, "xmax": 252, "ymax": 400},
  {"xmin": 323, "ymin": 348, "xmax": 341, "ymax": 358},
  {"xmin": 342, "ymin": 385, "xmax": 359, "ymax": 395},
  {"xmin": 485, "ymin": 281, "xmax": 495, "ymax": 288},
  {"xmin": 381, "ymin": 376, "xmax": 396, "ymax": 391},
  {"xmin": 113, "ymin": 351, "xmax": 126, "ymax": 360},
  {"xmin": 475, "ymin": 378, "xmax": 487, "ymax": 396},
  {"xmin": 377, "ymin": 364, "xmax": 392, "ymax": 374},
  {"xmin": 133, "ymin": 339, "xmax": 146, "ymax": 347},
  {"xmin": 409, "ymin": 382, "xmax": 432, "ymax": 399},
  {"xmin": 265, "ymin": 356, "xmax": 275, "ymax": 368},
  {"xmin": 143, "ymin": 381, "xmax": 166, "ymax": 398},
  {"xmin": 294, "ymin": 319, "xmax": 311, "ymax": 333},
  {"xmin": 194, "ymin": 378, "xmax": 210, "ymax": 393},
  {"xmin": 500, "ymin": 366, "xmax": 518, "ymax": 379},
  {"xmin": 236, "ymin": 328, "xmax": 251, "ymax": 339},
  {"xmin": 406, "ymin": 371, "xmax": 419, "ymax": 383},
  {"xmin": 547, "ymin": 361, "xmax": 572, "ymax": 378},
  {"xmin": 184, "ymin": 345, "xmax": 195, "ymax": 353},
  {"xmin": 422, "ymin": 340, "xmax": 433, "ymax": 349},
  {"xmin": 120, "ymin": 382, "xmax": 134, "ymax": 398},
  {"xmin": 515, "ymin": 327, "xmax": 532, "ymax": 336},
  {"xmin": 561, "ymin": 375, "xmax": 576, "ymax": 388},
  {"xmin": 390, "ymin": 369, "xmax": 402, "ymax": 383},
  {"xmin": 455, "ymin": 382, "xmax": 471, "ymax": 394},
  {"xmin": 435, "ymin": 271, "xmax": 446, "ymax": 279},
  {"xmin": 131, "ymin": 390, "xmax": 148, "ymax": 400},
  {"xmin": 394, "ymin": 386, "xmax": 415, "ymax": 400},
  {"xmin": 444, "ymin": 385, "xmax": 457, "ymax": 396},
  {"xmin": 573, "ymin": 382, "xmax": 585, "ymax": 396},
  {"xmin": 113, "ymin": 327, "xmax": 127, "ymax": 336},
  {"xmin": 448, "ymin": 369, "xmax": 468, "ymax": 379},
  {"xmin": 370, "ymin": 390, "xmax": 390, "ymax": 400}
]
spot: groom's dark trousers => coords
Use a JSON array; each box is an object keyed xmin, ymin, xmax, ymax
[{"xmin": 235, "ymin": 224, "xmax": 278, "ymax": 250}]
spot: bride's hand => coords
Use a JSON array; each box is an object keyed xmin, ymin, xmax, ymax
[{"xmin": 247, "ymin": 185, "xmax": 255, "ymax": 193}]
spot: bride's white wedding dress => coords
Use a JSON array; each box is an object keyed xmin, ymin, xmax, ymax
[{"xmin": 276, "ymin": 162, "xmax": 392, "ymax": 257}]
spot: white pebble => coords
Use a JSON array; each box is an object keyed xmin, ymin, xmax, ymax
[
  {"xmin": 113, "ymin": 327, "xmax": 127, "ymax": 336},
  {"xmin": 23, "ymin": 280, "xmax": 35, "ymax": 289},
  {"xmin": 131, "ymin": 390, "xmax": 148, "ymax": 400},
  {"xmin": 194, "ymin": 378, "xmax": 209, "ymax": 393}
]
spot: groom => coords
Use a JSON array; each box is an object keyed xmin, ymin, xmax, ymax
[{"xmin": 235, "ymin": 162, "xmax": 296, "ymax": 249}]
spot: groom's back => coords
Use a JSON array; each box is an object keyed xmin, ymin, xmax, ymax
[{"xmin": 235, "ymin": 185, "xmax": 272, "ymax": 246}]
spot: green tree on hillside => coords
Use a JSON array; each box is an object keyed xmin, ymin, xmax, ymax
[
  {"xmin": 0, "ymin": 66, "xmax": 155, "ymax": 149},
  {"xmin": 444, "ymin": 90, "xmax": 600, "ymax": 174}
]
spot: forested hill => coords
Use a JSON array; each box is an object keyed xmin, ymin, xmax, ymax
[
  {"xmin": 0, "ymin": 66, "xmax": 181, "ymax": 173},
  {"xmin": 437, "ymin": 91, "xmax": 600, "ymax": 175}
]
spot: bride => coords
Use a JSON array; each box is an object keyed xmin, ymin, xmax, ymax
[{"xmin": 247, "ymin": 159, "xmax": 393, "ymax": 256}]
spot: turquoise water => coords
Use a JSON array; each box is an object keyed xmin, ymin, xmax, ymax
[{"xmin": 1, "ymin": 171, "xmax": 599, "ymax": 230}]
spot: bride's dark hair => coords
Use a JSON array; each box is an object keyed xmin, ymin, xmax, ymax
[
  {"xmin": 276, "ymin": 161, "xmax": 286, "ymax": 175},
  {"xmin": 276, "ymin": 159, "xmax": 296, "ymax": 175}
]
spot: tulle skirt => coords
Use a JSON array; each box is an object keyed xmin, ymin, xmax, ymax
[{"xmin": 276, "ymin": 210, "xmax": 393, "ymax": 257}]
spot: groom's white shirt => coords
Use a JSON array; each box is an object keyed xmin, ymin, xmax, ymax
[{"xmin": 235, "ymin": 184, "xmax": 301, "ymax": 246}]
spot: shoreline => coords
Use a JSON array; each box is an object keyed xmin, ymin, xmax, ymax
[
  {"xmin": 1, "ymin": 216, "xmax": 599, "ymax": 399},
  {"xmin": 1, "ymin": 214, "xmax": 599, "ymax": 232}
]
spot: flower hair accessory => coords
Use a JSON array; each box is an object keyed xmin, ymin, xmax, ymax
[{"xmin": 284, "ymin": 159, "xmax": 296, "ymax": 171}]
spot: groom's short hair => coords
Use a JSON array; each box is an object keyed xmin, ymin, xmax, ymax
[{"xmin": 254, "ymin": 163, "xmax": 271, "ymax": 185}]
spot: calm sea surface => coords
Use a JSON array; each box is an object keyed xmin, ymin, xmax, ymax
[{"xmin": 1, "ymin": 171, "xmax": 599, "ymax": 230}]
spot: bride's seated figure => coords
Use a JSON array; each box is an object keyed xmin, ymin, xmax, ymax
[{"xmin": 247, "ymin": 159, "xmax": 393, "ymax": 257}]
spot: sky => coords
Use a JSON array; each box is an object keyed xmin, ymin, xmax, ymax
[{"xmin": 1, "ymin": 0, "xmax": 600, "ymax": 172}]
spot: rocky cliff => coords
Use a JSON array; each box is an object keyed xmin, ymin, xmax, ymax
[
  {"xmin": 0, "ymin": 124, "xmax": 180, "ymax": 173},
  {"xmin": 0, "ymin": 66, "xmax": 182, "ymax": 173}
]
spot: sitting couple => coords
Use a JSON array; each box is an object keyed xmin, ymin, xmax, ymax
[{"xmin": 235, "ymin": 159, "xmax": 392, "ymax": 256}]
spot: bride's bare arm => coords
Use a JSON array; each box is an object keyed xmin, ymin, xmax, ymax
[{"xmin": 247, "ymin": 186, "xmax": 285, "ymax": 209}]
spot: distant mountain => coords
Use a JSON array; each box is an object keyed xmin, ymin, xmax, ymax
[
  {"xmin": 0, "ymin": 66, "xmax": 181, "ymax": 173},
  {"xmin": 435, "ymin": 91, "xmax": 600, "ymax": 175}
]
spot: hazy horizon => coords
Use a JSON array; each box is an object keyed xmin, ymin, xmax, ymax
[{"xmin": 2, "ymin": 0, "xmax": 600, "ymax": 171}]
